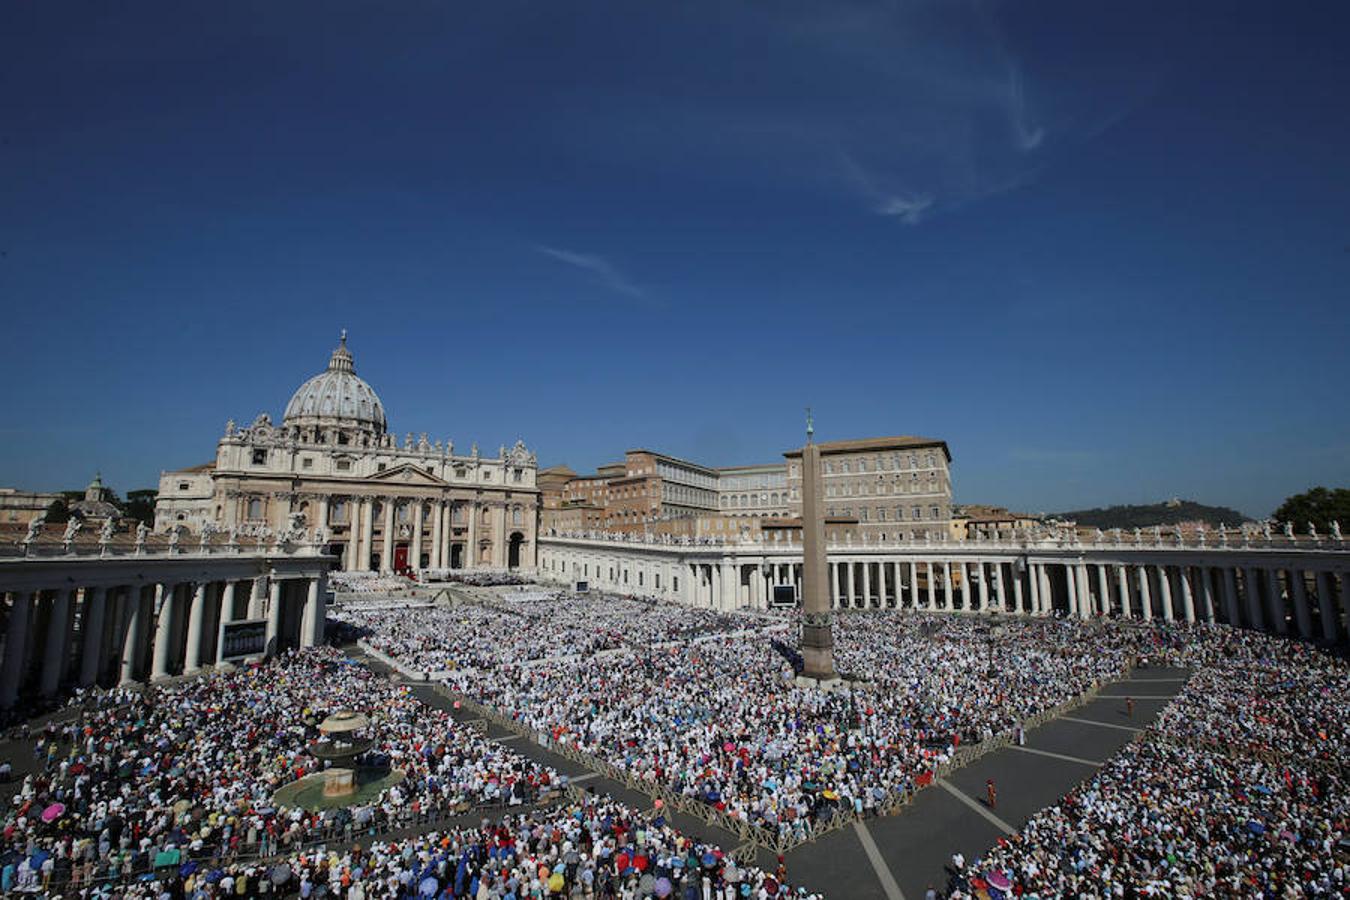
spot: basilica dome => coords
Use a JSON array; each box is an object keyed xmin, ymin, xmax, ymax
[{"xmin": 283, "ymin": 333, "xmax": 388, "ymax": 437}]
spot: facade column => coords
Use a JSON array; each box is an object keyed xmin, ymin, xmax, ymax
[
  {"xmin": 1157, "ymin": 567, "xmax": 1174, "ymax": 621},
  {"xmin": 1115, "ymin": 565, "xmax": 1132, "ymax": 618},
  {"xmin": 1243, "ymin": 567, "xmax": 1264, "ymax": 631},
  {"xmin": 1136, "ymin": 566, "xmax": 1152, "ymax": 621},
  {"xmin": 150, "ymin": 583, "xmax": 177, "ymax": 681},
  {"xmin": 976, "ymin": 563, "xmax": 989, "ymax": 611},
  {"xmin": 1, "ymin": 592, "xmax": 33, "ymax": 707},
  {"xmin": 184, "ymin": 583, "xmax": 208, "ymax": 674},
  {"xmin": 40, "ymin": 588, "xmax": 74, "ymax": 696},
  {"xmin": 316, "ymin": 495, "xmax": 330, "ymax": 539},
  {"xmin": 1289, "ymin": 571, "xmax": 1313, "ymax": 639},
  {"xmin": 79, "ymin": 586, "xmax": 108, "ymax": 686},
  {"xmin": 380, "ymin": 498, "xmax": 396, "ymax": 572},
  {"xmin": 1265, "ymin": 569, "xmax": 1287, "ymax": 635},
  {"xmin": 430, "ymin": 500, "xmax": 444, "ymax": 570},
  {"xmin": 467, "ymin": 502, "xmax": 480, "ymax": 569},
  {"xmin": 1198, "ymin": 568, "xmax": 1216, "ymax": 624},
  {"xmin": 1012, "ymin": 567, "xmax": 1024, "ymax": 613},
  {"xmin": 1222, "ymin": 567, "xmax": 1241, "ymax": 627},
  {"xmin": 1177, "ymin": 567, "xmax": 1196, "ymax": 623},
  {"xmin": 1028, "ymin": 564, "xmax": 1041, "ymax": 614},
  {"xmin": 265, "ymin": 578, "xmax": 283, "ymax": 657},
  {"xmin": 411, "ymin": 499, "xmax": 424, "ymax": 570},
  {"xmin": 1065, "ymin": 564, "xmax": 1079, "ymax": 617},
  {"xmin": 1316, "ymin": 572, "xmax": 1338, "ymax": 641},
  {"xmin": 347, "ymin": 498, "xmax": 360, "ymax": 571},
  {"xmin": 360, "ymin": 497, "xmax": 375, "ymax": 571},
  {"xmin": 493, "ymin": 502, "xmax": 507, "ymax": 568},
  {"xmin": 943, "ymin": 561, "xmax": 953, "ymax": 610},
  {"xmin": 927, "ymin": 562, "xmax": 937, "ymax": 609}
]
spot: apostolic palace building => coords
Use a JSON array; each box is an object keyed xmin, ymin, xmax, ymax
[{"xmin": 154, "ymin": 333, "xmax": 541, "ymax": 573}]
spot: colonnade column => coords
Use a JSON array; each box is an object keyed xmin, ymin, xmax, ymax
[
  {"xmin": 926, "ymin": 563, "xmax": 937, "ymax": 609},
  {"xmin": 1177, "ymin": 567, "xmax": 1195, "ymax": 623},
  {"xmin": 959, "ymin": 562, "xmax": 971, "ymax": 611},
  {"xmin": 943, "ymin": 562, "xmax": 953, "ymax": 610},
  {"xmin": 1222, "ymin": 567, "xmax": 1241, "ymax": 627},
  {"xmin": 1156, "ymin": 567, "xmax": 1174, "ymax": 621},
  {"xmin": 1265, "ymin": 569, "xmax": 1287, "ymax": 635},
  {"xmin": 1136, "ymin": 566, "xmax": 1152, "ymax": 621},
  {"xmin": 265, "ymin": 578, "xmax": 283, "ymax": 657},
  {"xmin": 976, "ymin": 564, "xmax": 989, "ymax": 612},
  {"xmin": 1289, "ymin": 571, "xmax": 1313, "ymax": 639},
  {"xmin": 1115, "ymin": 566, "xmax": 1132, "ymax": 618},
  {"xmin": 215, "ymin": 581, "xmax": 238, "ymax": 665},
  {"xmin": 120, "ymin": 588, "xmax": 148, "ymax": 685},
  {"xmin": 1243, "ymin": 567, "xmax": 1264, "ymax": 631},
  {"xmin": 830, "ymin": 561, "xmax": 840, "ymax": 608},
  {"xmin": 1028, "ymin": 564, "xmax": 1041, "ymax": 614},
  {"xmin": 79, "ymin": 586, "xmax": 108, "ymax": 686},
  {"xmin": 1096, "ymin": 566, "xmax": 1111, "ymax": 617},
  {"xmin": 1069, "ymin": 564, "xmax": 1080, "ymax": 620},
  {"xmin": 910, "ymin": 562, "xmax": 920, "ymax": 609},
  {"xmin": 184, "ymin": 583, "xmax": 209, "ymax": 674},
  {"xmin": 40, "ymin": 588, "xmax": 74, "ymax": 696},
  {"xmin": 1317, "ymin": 572, "xmax": 1338, "ymax": 641},
  {"xmin": 150, "ymin": 584, "xmax": 177, "ymax": 681},
  {"xmin": 1078, "ymin": 564, "xmax": 1093, "ymax": 618},
  {"xmin": 1039, "ymin": 565, "xmax": 1052, "ymax": 615},
  {"xmin": 1, "ymin": 593, "xmax": 33, "ymax": 707},
  {"xmin": 861, "ymin": 562, "xmax": 871, "ymax": 609},
  {"xmin": 1011, "ymin": 566, "xmax": 1023, "ymax": 613},
  {"xmin": 1198, "ymin": 568, "xmax": 1216, "ymax": 624}
]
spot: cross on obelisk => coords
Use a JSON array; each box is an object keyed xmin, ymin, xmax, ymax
[{"xmin": 799, "ymin": 408, "xmax": 836, "ymax": 680}]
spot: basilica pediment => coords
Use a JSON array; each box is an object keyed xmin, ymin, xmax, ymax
[{"xmin": 367, "ymin": 463, "xmax": 449, "ymax": 486}]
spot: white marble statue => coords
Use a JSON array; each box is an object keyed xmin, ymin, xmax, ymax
[{"xmin": 62, "ymin": 518, "xmax": 82, "ymax": 545}]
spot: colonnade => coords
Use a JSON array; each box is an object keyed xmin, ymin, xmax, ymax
[
  {"xmin": 538, "ymin": 536, "xmax": 1350, "ymax": 644},
  {"xmin": 0, "ymin": 549, "xmax": 332, "ymax": 709}
]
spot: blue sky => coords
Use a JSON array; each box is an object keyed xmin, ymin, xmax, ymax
[{"xmin": 2, "ymin": 1, "xmax": 1347, "ymax": 517}]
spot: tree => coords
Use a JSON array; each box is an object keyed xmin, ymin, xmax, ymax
[
  {"xmin": 1271, "ymin": 487, "xmax": 1350, "ymax": 533},
  {"xmin": 121, "ymin": 489, "xmax": 158, "ymax": 527},
  {"xmin": 44, "ymin": 498, "xmax": 70, "ymax": 524}
]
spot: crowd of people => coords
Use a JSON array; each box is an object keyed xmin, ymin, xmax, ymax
[
  {"xmin": 340, "ymin": 588, "xmax": 1144, "ymax": 843},
  {"xmin": 1, "ymin": 648, "xmax": 560, "ymax": 893},
  {"xmin": 328, "ymin": 572, "xmax": 410, "ymax": 595},
  {"xmin": 948, "ymin": 626, "xmax": 1350, "ymax": 898}
]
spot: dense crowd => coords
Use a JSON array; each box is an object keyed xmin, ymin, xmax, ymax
[
  {"xmin": 344, "ymin": 589, "xmax": 1140, "ymax": 842},
  {"xmin": 329, "ymin": 572, "xmax": 409, "ymax": 595},
  {"xmin": 1, "ymin": 648, "xmax": 558, "ymax": 892},
  {"xmin": 949, "ymin": 627, "xmax": 1350, "ymax": 898}
]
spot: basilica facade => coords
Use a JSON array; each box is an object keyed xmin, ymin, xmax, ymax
[{"xmin": 155, "ymin": 334, "xmax": 540, "ymax": 572}]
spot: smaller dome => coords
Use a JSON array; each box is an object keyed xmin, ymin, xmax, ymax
[{"xmin": 283, "ymin": 332, "xmax": 388, "ymax": 436}]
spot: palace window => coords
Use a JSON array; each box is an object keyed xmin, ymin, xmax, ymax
[
  {"xmin": 513, "ymin": 469, "xmax": 523, "ymax": 483},
  {"xmin": 336, "ymin": 459, "xmax": 351, "ymax": 472},
  {"xmin": 337, "ymin": 433, "xmax": 349, "ymax": 445},
  {"xmin": 912, "ymin": 506, "xmax": 922, "ymax": 520},
  {"xmin": 377, "ymin": 463, "xmax": 387, "ymax": 472},
  {"xmin": 251, "ymin": 449, "xmax": 267, "ymax": 465},
  {"xmin": 302, "ymin": 457, "xmax": 313, "ymax": 469},
  {"xmin": 178, "ymin": 482, "xmax": 190, "ymax": 491}
]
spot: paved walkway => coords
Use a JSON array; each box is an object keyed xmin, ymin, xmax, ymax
[{"xmin": 781, "ymin": 666, "xmax": 1190, "ymax": 899}]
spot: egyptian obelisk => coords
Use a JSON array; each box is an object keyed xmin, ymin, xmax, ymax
[{"xmin": 799, "ymin": 410, "xmax": 836, "ymax": 680}]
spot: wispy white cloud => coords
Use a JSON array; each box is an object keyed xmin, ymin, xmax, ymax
[
  {"xmin": 838, "ymin": 151, "xmax": 933, "ymax": 225},
  {"xmin": 1006, "ymin": 65, "xmax": 1045, "ymax": 151},
  {"xmin": 536, "ymin": 245, "xmax": 646, "ymax": 300}
]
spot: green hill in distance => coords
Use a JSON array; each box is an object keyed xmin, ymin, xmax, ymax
[{"xmin": 1051, "ymin": 500, "xmax": 1253, "ymax": 529}]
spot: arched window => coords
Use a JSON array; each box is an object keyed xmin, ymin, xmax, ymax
[
  {"xmin": 247, "ymin": 498, "xmax": 262, "ymax": 519},
  {"xmin": 512, "ymin": 506, "xmax": 522, "ymax": 525}
]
